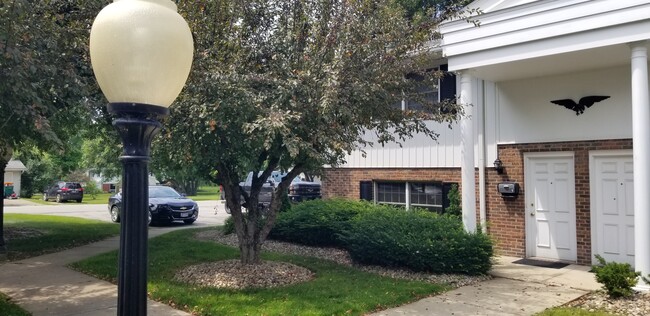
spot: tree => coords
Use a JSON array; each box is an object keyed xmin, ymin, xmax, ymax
[
  {"xmin": 0, "ymin": 0, "xmax": 106, "ymax": 253},
  {"xmin": 163, "ymin": 0, "xmax": 469, "ymax": 265}
]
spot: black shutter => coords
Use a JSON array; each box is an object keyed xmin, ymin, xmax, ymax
[
  {"xmin": 360, "ymin": 181, "xmax": 373, "ymax": 201},
  {"xmin": 439, "ymin": 64, "xmax": 456, "ymax": 101}
]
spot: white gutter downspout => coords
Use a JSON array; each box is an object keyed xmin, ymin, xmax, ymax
[{"xmin": 477, "ymin": 80, "xmax": 487, "ymax": 233}]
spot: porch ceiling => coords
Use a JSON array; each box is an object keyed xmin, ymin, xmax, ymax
[{"xmin": 463, "ymin": 43, "xmax": 638, "ymax": 82}]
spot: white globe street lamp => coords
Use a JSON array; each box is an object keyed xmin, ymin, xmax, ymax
[{"xmin": 89, "ymin": 1, "xmax": 193, "ymax": 315}]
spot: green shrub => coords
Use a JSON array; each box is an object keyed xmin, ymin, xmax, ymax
[
  {"xmin": 223, "ymin": 213, "xmax": 266, "ymax": 235},
  {"xmin": 341, "ymin": 209, "xmax": 493, "ymax": 275},
  {"xmin": 592, "ymin": 254, "xmax": 639, "ymax": 298},
  {"xmin": 83, "ymin": 179, "xmax": 103, "ymax": 199},
  {"xmin": 268, "ymin": 198, "xmax": 376, "ymax": 247},
  {"xmin": 445, "ymin": 184, "xmax": 461, "ymax": 216},
  {"xmin": 223, "ymin": 216, "xmax": 235, "ymax": 235}
]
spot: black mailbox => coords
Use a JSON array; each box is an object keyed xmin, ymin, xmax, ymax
[{"xmin": 498, "ymin": 182, "xmax": 519, "ymax": 198}]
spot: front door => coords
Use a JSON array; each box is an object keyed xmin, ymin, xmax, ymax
[
  {"xmin": 591, "ymin": 152, "xmax": 634, "ymax": 266},
  {"xmin": 525, "ymin": 153, "xmax": 577, "ymax": 262}
]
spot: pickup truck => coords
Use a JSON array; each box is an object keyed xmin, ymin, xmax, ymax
[{"xmin": 222, "ymin": 171, "xmax": 321, "ymax": 214}]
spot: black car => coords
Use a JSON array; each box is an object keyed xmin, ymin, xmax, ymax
[
  {"xmin": 43, "ymin": 182, "xmax": 84, "ymax": 203},
  {"xmin": 108, "ymin": 186, "xmax": 199, "ymax": 225}
]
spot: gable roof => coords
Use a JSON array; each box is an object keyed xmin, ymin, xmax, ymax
[
  {"xmin": 467, "ymin": 0, "xmax": 540, "ymax": 13},
  {"xmin": 6, "ymin": 159, "xmax": 27, "ymax": 172},
  {"xmin": 441, "ymin": 0, "xmax": 650, "ymax": 81}
]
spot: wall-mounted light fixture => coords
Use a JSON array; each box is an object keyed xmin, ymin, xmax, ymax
[{"xmin": 493, "ymin": 159, "xmax": 504, "ymax": 175}]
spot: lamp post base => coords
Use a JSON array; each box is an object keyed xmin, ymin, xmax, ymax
[{"xmin": 109, "ymin": 102, "xmax": 168, "ymax": 316}]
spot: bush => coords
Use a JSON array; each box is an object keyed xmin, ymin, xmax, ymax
[
  {"xmin": 268, "ymin": 198, "xmax": 377, "ymax": 247},
  {"xmin": 341, "ymin": 208, "xmax": 493, "ymax": 275},
  {"xmin": 223, "ymin": 216, "xmax": 235, "ymax": 235},
  {"xmin": 592, "ymin": 254, "xmax": 639, "ymax": 298},
  {"xmin": 82, "ymin": 179, "xmax": 103, "ymax": 199},
  {"xmin": 445, "ymin": 184, "xmax": 461, "ymax": 216},
  {"xmin": 223, "ymin": 213, "xmax": 268, "ymax": 235}
]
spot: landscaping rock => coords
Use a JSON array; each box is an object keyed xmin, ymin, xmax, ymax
[{"xmin": 194, "ymin": 230, "xmax": 490, "ymax": 289}]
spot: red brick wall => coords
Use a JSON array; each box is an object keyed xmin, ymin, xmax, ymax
[
  {"xmin": 323, "ymin": 138, "xmax": 633, "ymax": 266},
  {"xmin": 322, "ymin": 168, "xmax": 462, "ymax": 200},
  {"xmin": 487, "ymin": 139, "xmax": 632, "ymax": 264}
]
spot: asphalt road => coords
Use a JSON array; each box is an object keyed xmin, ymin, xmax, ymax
[{"xmin": 3, "ymin": 198, "xmax": 230, "ymax": 228}]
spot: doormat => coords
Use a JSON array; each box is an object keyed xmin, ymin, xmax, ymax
[{"xmin": 512, "ymin": 258, "xmax": 570, "ymax": 269}]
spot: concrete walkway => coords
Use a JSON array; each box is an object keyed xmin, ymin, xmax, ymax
[
  {"xmin": 0, "ymin": 229, "xmax": 190, "ymax": 316},
  {"xmin": 371, "ymin": 256, "xmax": 601, "ymax": 316},
  {"xmin": 0, "ymin": 227, "xmax": 601, "ymax": 316}
]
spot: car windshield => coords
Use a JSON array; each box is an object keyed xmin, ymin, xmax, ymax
[{"xmin": 149, "ymin": 186, "xmax": 182, "ymax": 198}]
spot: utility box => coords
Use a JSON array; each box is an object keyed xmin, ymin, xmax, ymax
[{"xmin": 497, "ymin": 181, "xmax": 519, "ymax": 198}]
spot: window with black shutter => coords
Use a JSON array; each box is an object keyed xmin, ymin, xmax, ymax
[
  {"xmin": 404, "ymin": 64, "xmax": 456, "ymax": 113},
  {"xmin": 439, "ymin": 64, "xmax": 457, "ymax": 101}
]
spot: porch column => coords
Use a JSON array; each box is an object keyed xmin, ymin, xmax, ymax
[
  {"xmin": 631, "ymin": 41, "xmax": 650, "ymax": 291},
  {"xmin": 459, "ymin": 70, "xmax": 477, "ymax": 233}
]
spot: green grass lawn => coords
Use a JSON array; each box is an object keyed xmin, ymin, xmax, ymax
[
  {"xmin": 26, "ymin": 192, "xmax": 113, "ymax": 205},
  {"xmin": 71, "ymin": 228, "xmax": 448, "ymax": 316},
  {"xmin": 0, "ymin": 293, "xmax": 30, "ymax": 316},
  {"xmin": 25, "ymin": 186, "xmax": 218, "ymax": 205},
  {"xmin": 187, "ymin": 185, "xmax": 220, "ymax": 201},
  {"xmin": 3, "ymin": 214, "xmax": 120, "ymax": 262},
  {"xmin": 536, "ymin": 307, "xmax": 614, "ymax": 316}
]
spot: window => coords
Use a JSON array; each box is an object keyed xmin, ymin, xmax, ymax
[
  {"xmin": 404, "ymin": 64, "xmax": 456, "ymax": 113},
  {"xmin": 370, "ymin": 181, "xmax": 450, "ymax": 212},
  {"xmin": 376, "ymin": 182, "xmax": 406, "ymax": 205},
  {"xmin": 409, "ymin": 182, "xmax": 442, "ymax": 212}
]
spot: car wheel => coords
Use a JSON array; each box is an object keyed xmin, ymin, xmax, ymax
[
  {"xmin": 43, "ymin": 193, "xmax": 48, "ymax": 201},
  {"xmin": 76, "ymin": 199, "xmax": 82, "ymax": 203},
  {"xmin": 56, "ymin": 194, "xmax": 63, "ymax": 203},
  {"xmin": 147, "ymin": 210, "xmax": 152, "ymax": 226},
  {"xmin": 183, "ymin": 219, "xmax": 196, "ymax": 225},
  {"xmin": 110, "ymin": 206, "xmax": 121, "ymax": 223}
]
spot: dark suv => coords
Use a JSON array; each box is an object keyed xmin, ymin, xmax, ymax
[{"xmin": 43, "ymin": 182, "xmax": 84, "ymax": 203}]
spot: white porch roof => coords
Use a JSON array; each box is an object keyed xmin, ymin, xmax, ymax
[{"xmin": 442, "ymin": 0, "xmax": 650, "ymax": 81}]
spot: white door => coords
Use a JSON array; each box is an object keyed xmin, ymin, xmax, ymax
[
  {"xmin": 591, "ymin": 152, "xmax": 634, "ymax": 266},
  {"xmin": 525, "ymin": 154, "xmax": 577, "ymax": 262}
]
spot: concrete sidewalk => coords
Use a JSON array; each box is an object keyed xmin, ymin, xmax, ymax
[
  {"xmin": 0, "ymin": 229, "xmax": 190, "ymax": 316},
  {"xmin": 371, "ymin": 256, "xmax": 601, "ymax": 316}
]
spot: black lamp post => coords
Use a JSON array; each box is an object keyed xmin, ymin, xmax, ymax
[{"xmin": 89, "ymin": 1, "xmax": 193, "ymax": 315}]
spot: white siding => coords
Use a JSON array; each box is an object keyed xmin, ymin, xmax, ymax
[
  {"xmin": 344, "ymin": 121, "xmax": 462, "ymax": 168},
  {"xmin": 341, "ymin": 77, "xmax": 491, "ymax": 168},
  {"xmin": 497, "ymin": 66, "xmax": 633, "ymax": 144}
]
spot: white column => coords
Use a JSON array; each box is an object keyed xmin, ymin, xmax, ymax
[
  {"xmin": 631, "ymin": 41, "xmax": 650, "ymax": 291},
  {"xmin": 459, "ymin": 70, "xmax": 477, "ymax": 233}
]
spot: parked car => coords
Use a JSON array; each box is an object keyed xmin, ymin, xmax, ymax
[
  {"xmin": 108, "ymin": 185, "xmax": 199, "ymax": 225},
  {"xmin": 222, "ymin": 171, "xmax": 321, "ymax": 213},
  {"xmin": 43, "ymin": 182, "xmax": 84, "ymax": 203}
]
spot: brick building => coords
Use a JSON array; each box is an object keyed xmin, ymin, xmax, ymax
[{"xmin": 322, "ymin": 0, "xmax": 650, "ymax": 289}]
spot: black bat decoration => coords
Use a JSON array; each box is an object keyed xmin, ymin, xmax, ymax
[{"xmin": 550, "ymin": 96, "xmax": 610, "ymax": 115}]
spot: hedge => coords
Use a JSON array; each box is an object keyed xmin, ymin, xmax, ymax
[
  {"xmin": 267, "ymin": 198, "xmax": 493, "ymax": 275},
  {"xmin": 341, "ymin": 209, "xmax": 493, "ymax": 275},
  {"xmin": 268, "ymin": 198, "xmax": 378, "ymax": 247}
]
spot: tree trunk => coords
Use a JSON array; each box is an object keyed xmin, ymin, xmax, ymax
[
  {"xmin": 239, "ymin": 235, "xmax": 261, "ymax": 264},
  {"xmin": 0, "ymin": 145, "xmax": 14, "ymax": 256}
]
